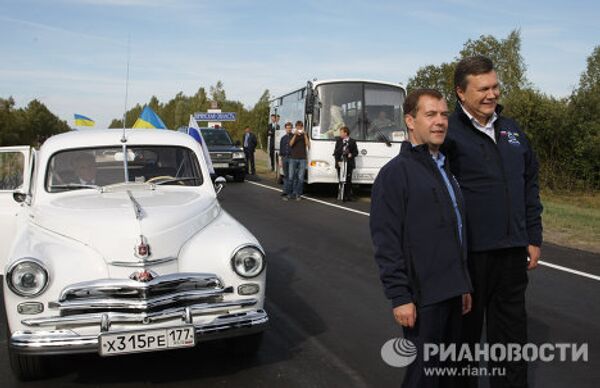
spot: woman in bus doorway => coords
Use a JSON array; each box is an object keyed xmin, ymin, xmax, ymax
[{"xmin": 286, "ymin": 121, "xmax": 310, "ymax": 201}]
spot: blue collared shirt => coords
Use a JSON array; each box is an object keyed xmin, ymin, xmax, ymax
[{"xmin": 433, "ymin": 152, "xmax": 463, "ymax": 244}]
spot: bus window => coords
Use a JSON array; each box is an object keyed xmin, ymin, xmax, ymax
[
  {"xmin": 315, "ymin": 83, "xmax": 362, "ymax": 140},
  {"xmin": 364, "ymin": 84, "xmax": 407, "ymax": 142}
]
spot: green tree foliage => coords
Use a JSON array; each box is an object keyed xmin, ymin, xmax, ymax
[
  {"xmin": 113, "ymin": 82, "xmax": 271, "ymax": 148},
  {"xmin": 0, "ymin": 97, "xmax": 70, "ymax": 146},
  {"xmin": 565, "ymin": 46, "xmax": 600, "ymax": 189},
  {"xmin": 408, "ymin": 63, "xmax": 457, "ymax": 107},
  {"xmin": 209, "ymin": 81, "xmax": 227, "ymax": 105}
]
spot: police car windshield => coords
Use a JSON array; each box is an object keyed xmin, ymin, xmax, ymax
[{"xmin": 201, "ymin": 129, "xmax": 234, "ymax": 146}]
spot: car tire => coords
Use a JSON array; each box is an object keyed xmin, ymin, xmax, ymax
[
  {"xmin": 8, "ymin": 348, "xmax": 49, "ymax": 381},
  {"xmin": 228, "ymin": 332, "xmax": 264, "ymax": 357},
  {"xmin": 233, "ymin": 172, "xmax": 245, "ymax": 182},
  {"xmin": 2, "ymin": 288, "xmax": 48, "ymax": 381}
]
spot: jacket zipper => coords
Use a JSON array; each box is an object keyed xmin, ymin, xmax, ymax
[{"xmin": 473, "ymin": 122, "xmax": 512, "ymax": 237}]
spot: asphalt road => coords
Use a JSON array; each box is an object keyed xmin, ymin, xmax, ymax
[{"xmin": 1, "ymin": 180, "xmax": 598, "ymax": 387}]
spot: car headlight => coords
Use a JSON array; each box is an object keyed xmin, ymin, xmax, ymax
[
  {"xmin": 233, "ymin": 151, "xmax": 245, "ymax": 159},
  {"xmin": 7, "ymin": 258, "xmax": 49, "ymax": 297},
  {"xmin": 231, "ymin": 246, "xmax": 265, "ymax": 278}
]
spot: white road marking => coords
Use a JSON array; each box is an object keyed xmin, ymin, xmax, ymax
[
  {"xmin": 246, "ymin": 180, "xmax": 600, "ymax": 282},
  {"xmin": 537, "ymin": 260, "xmax": 600, "ymax": 281}
]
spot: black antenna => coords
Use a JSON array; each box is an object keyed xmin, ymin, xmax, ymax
[{"xmin": 121, "ymin": 34, "xmax": 131, "ymax": 182}]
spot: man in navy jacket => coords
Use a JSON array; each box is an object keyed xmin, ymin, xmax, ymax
[
  {"xmin": 371, "ymin": 89, "xmax": 472, "ymax": 388},
  {"xmin": 443, "ymin": 56, "xmax": 543, "ymax": 388}
]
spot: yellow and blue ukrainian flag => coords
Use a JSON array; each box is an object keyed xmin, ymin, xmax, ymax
[
  {"xmin": 74, "ymin": 114, "xmax": 95, "ymax": 127},
  {"xmin": 132, "ymin": 106, "xmax": 167, "ymax": 129}
]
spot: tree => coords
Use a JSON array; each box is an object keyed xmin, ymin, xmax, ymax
[
  {"xmin": 565, "ymin": 45, "xmax": 600, "ymax": 189},
  {"xmin": 407, "ymin": 63, "xmax": 456, "ymax": 108},
  {"xmin": 210, "ymin": 81, "xmax": 227, "ymax": 105},
  {"xmin": 0, "ymin": 98, "xmax": 70, "ymax": 146}
]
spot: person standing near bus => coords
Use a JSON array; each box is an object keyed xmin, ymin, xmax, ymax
[
  {"xmin": 443, "ymin": 56, "xmax": 543, "ymax": 388},
  {"xmin": 243, "ymin": 126, "xmax": 258, "ymax": 175},
  {"xmin": 370, "ymin": 89, "xmax": 472, "ymax": 388},
  {"xmin": 333, "ymin": 126, "xmax": 358, "ymax": 201},
  {"xmin": 288, "ymin": 120, "xmax": 310, "ymax": 201},
  {"xmin": 280, "ymin": 122, "xmax": 293, "ymax": 200},
  {"xmin": 267, "ymin": 114, "xmax": 280, "ymax": 171}
]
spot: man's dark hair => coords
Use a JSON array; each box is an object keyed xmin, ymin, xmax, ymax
[
  {"xmin": 403, "ymin": 89, "xmax": 444, "ymax": 117},
  {"xmin": 340, "ymin": 126, "xmax": 350, "ymax": 135},
  {"xmin": 295, "ymin": 120, "xmax": 303, "ymax": 127},
  {"xmin": 270, "ymin": 114, "xmax": 276, "ymax": 117},
  {"xmin": 454, "ymin": 55, "xmax": 495, "ymax": 92},
  {"xmin": 284, "ymin": 121, "xmax": 293, "ymax": 128}
]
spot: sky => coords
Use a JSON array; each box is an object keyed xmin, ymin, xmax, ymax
[{"xmin": 0, "ymin": 0, "xmax": 598, "ymax": 128}]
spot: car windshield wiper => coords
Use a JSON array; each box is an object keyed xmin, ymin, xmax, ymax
[
  {"xmin": 153, "ymin": 177, "xmax": 202, "ymax": 185},
  {"xmin": 49, "ymin": 183, "xmax": 101, "ymax": 191}
]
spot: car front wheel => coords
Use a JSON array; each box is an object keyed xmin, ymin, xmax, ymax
[
  {"xmin": 233, "ymin": 172, "xmax": 246, "ymax": 182},
  {"xmin": 8, "ymin": 348, "xmax": 49, "ymax": 381},
  {"xmin": 228, "ymin": 332, "xmax": 264, "ymax": 357}
]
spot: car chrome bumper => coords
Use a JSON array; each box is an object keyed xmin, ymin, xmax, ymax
[{"xmin": 10, "ymin": 309, "xmax": 268, "ymax": 356}]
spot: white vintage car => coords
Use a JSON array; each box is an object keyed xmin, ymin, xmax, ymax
[{"xmin": 0, "ymin": 129, "xmax": 268, "ymax": 380}]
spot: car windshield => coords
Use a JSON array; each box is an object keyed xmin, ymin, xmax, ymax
[
  {"xmin": 200, "ymin": 129, "xmax": 234, "ymax": 146},
  {"xmin": 45, "ymin": 145, "xmax": 203, "ymax": 192}
]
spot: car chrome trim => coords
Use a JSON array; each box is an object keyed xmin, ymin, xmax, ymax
[
  {"xmin": 23, "ymin": 299, "xmax": 258, "ymax": 327},
  {"xmin": 12, "ymin": 309, "xmax": 269, "ymax": 355},
  {"xmin": 57, "ymin": 273, "xmax": 223, "ymax": 301},
  {"xmin": 109, "ymin": 256, "xmax": 177, "ymax": 267},
  {"xmin": 48, "ymin": 288, "xmax": 234, "ymax": 312}
]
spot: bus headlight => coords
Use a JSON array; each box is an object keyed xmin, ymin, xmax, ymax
[
  {"xmin": 7, "ymin": 258, "xmax": 49, "ymax": 297},
  {"xmin": 310, "ymin": 160, "xmax": 330, "ymax": 168},
  {"xmin": 233, "ymin": 151, "xmax": 245, "ymax": 159},
  {"xmin": 231, "ymin": 246, "xmax": 265, "ymax": 278}
]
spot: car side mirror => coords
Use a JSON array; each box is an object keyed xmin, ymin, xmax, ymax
[
  {"xmin": 214, "ymin": 176, "xmax": 226, "ymax": 195},
  {"xmin": 13, "ymin": 191, "xmax": 27, "ymax": 204}
]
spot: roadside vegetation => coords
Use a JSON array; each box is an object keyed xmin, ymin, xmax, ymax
[{"xmin": 541, "ymin": 191, "xmax": 600, "ymax": 253}]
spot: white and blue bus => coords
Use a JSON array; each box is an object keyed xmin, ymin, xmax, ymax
[{"xmin": 270, "ymin": 79, "xmax": 407, "ymax": 185}]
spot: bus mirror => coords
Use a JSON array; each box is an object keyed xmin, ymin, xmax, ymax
[{"xmin": 305, "ymin": 81, "xmax": 315, "ymax": 114}]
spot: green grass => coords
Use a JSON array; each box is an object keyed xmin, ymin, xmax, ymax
[{"xmin": 541, "ymin": 191, "xmax": 600, "ymax": 253}]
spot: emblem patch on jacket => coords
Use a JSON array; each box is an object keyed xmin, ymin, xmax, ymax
[{"xmin": 501, "ymin": 130, "xmax": 521, "ymax": 146}]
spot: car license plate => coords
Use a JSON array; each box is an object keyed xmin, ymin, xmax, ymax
[
  {"xmin": 212, "ymin": 163, "xmax": 229, "ymax": 168},
  {"xmin": 99, "ymin": 326, "xmax": 195, "ymax": 356}
]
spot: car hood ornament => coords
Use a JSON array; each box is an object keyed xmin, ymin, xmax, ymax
[
  {"xmin": 129, "ymin": 269, "xmax": 157, "ymax": 282},
  {"xmin": 134, "ymin": 235, "xmax": 151, "ymax": 259}
]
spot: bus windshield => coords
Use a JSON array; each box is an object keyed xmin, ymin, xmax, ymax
[{"xmin": 313, "ymin": 82, "xmax": 407, "ymax": 142}]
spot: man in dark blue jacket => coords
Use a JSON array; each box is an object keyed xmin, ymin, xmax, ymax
[
  {"xmin": 371, "ymin": 89, "xmax": 472, "ymax": 388},
  {"xmin": 443, "ymin": 56, "xmax": 543, "ymax": 388},
  {"xmin": 279, "ymin": 121, "xmax": 293, "ymax": 200}
]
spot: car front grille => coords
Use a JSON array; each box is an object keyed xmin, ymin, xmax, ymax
[
  {"xmin": 209, "ymin": 152, "xmax": 232, "ymax": 162},
  {"xmin": 23, "ymin": 273, "xmax": 257, "ymax": 328}
]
